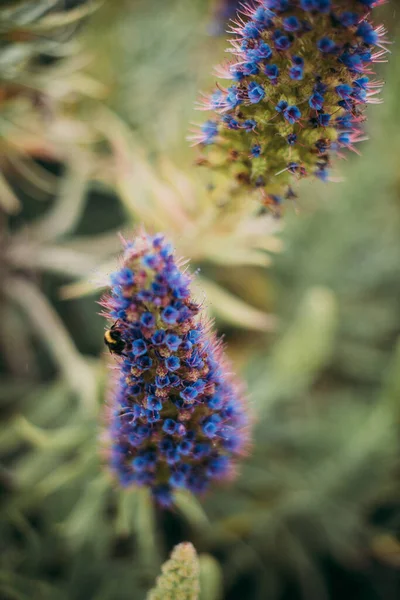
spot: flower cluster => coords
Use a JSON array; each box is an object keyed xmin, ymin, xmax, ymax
[
  {"xmin": 148, "ymin": 542, "xmax": 200, "ymax": 600},
  {"xmin": 101, "ymin": 231, "xmax": 249, "ymax": 507},
  {"xmin": 191, "ymin": 0, "xmax": 388, "ymax": 209}
]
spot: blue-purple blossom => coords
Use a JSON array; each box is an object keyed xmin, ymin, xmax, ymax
[
  {"xmin": 247, "ymin": 82, "xmax": 265, "ymax": 103},
  {"xmin": 309, "ymin": 92, "xmax": 324, "ymax": 110},
  {"xmin": 190, "ymin": 120, "xmax": 219, "ymax": 146},
  {"xmin": 317, "ymin": 37, "xmax": 336, "ymax": 53},
  {"xmin": 289, "ymin": 66, "xmax": 304, "ymax": 80},
  {"xmin": 283, "ymin": 16, "xmax": 300, "ymax": 31},
  {"xmin": 251, "ymin": 144, "xmax": 262, "ymax": 158},
  {"xmin": 283, "ymin": 105, "xmax": 301, "ymax": 124},
  {"xmin": 192, "ymin": 0, "xmax": 388, "ymax": 209},
  {"xmin": 265, "ymin": 64, "xmax": 279, "ymax": 81},
  {"xmin": 102, "ymin": 231, "xmax": 250, "ymax": 507}
]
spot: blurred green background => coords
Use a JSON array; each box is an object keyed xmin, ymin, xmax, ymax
[{"xmin": 0, "ymin": 1, "xmax": 399, "ymax": 599}]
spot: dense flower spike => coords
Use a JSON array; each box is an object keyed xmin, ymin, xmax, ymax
[
  {"xmin": 191, "ymin": 0, "xmax": 388, "ymax": 209},
  {"xmin": 101, "ymin": 231, "xmax": 249, "ymax": 507},
  {"xmin": 147, "ymin": 542, "xmax": 200, "ymax": 600}
]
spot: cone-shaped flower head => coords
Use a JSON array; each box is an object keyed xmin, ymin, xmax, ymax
[
  {"xmin": 101, "ymin": 231, "xmax": 249, "ymax": 507},
  {"xmin": 147, "ymin": 542, "xmax": 200, "ymax": 600},
  {"xmin": 191, "ymin": 0, "xmax": 388, "ymax": 209}
]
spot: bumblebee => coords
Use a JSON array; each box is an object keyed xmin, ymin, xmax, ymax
[{"xmin": 104, "ymin": 322, "xmax": 126, "ymax": 355}]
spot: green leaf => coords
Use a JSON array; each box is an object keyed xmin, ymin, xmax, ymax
[
  {"xmin": 199, "ymin": 554, "xmax": 223, "ymax": 600},
  {"xmin": 255, "ymin": 286, "xmax": 338, "ymax": 414},
  {"xmin": 195, "ymin": 276, "xmax": 277, "ymax": 332}
]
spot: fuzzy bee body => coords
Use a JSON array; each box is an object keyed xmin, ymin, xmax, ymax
[{"xmin": 104, "ymin": 323, "xmax": 126, "ymax": 355}]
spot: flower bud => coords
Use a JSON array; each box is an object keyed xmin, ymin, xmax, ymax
[{"xmin": 148, "ymin": 542, "xmax": 200, "ymax": 600}]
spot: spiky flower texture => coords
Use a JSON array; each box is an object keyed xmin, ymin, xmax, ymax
[
  {"xmin": 101, "ymin": 232, "xmax": 249, "ymax": 507},
  {"xmin": 147, "ymin": 542, "xmax": 200, "ymax": 600},
  {"xmin": 192, "ymin": 0, "xmax": 388, "ymax": 209}
]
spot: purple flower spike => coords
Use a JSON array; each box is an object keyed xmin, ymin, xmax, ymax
[
  {"xmin": 192, "ymin": 0, "xmax": 388, "ymax": 211},
  {"xmin": 101, "ymin": 231, "xmax": 250, "ymax": 506}
]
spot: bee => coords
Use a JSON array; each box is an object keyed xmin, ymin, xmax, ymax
[{"xmin": 104, "ymin": 322, "xmax": 126, "ymax": 355}]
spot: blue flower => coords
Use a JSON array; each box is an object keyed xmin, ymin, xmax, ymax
[
  {"xmin": 208, "ymin": 90, "xmax": 225, "ymax": 110},
  {"xmin": 317, "ymin": 37, "xmax": 336, "ymax": 53},
  {"xmin": 242, "ymin": 119, "xmax": 257, "ymax": 131},
  {"xmin": 111, "ymin": 267, "xmax": 134, "ymax": 287},
  {"xmin": 207, "ymin": 456, "xmax": 230, "ymax": 477},
  {"xmin": 338, "ymin": 132, "xmax": 351, "ymax": 145},
  {"xmin": 203, "ymin": 421, "xmax": 218, "ymax": 438},
  {"xmin": 165, "ymin": 334, "xmax": 181, "ymax": 351},
  {"xmin": 283, "ymin": 16, "xmax": 300, "ymax": 31},
  {"xmin": 132, "ymin": 457, "xmax": 148, "ymax": 472},
  {"xmin": 335, "ymin": 84, "xmax": 353, "ymax": 99},
  {"xmin": 130, "ymin": 384, "xmax": 143, "ymax": 396},
  {"xmin": 137, "ymin": 356, "xmax": 152, "ymax": 370},
  {"xmin": 169, "ymin": 471, "xmax": 186, "ymax": 488},
  {"xmin": 247, "ymin": 82, "xmax": 265, "ymax": 104},
  {"xmin": 292, "ymin": 55, "xmax": 304, "ymax": 67},
  {"xmin": 181, "ymin": 386, "xmax": 199, "ymax": 403},
  {"xmin": 283, "ymin": 105, "xmax": 301, "ymax": 124},
  {"xmin": 132, "ymin": 339, "xmax": 147, "ymax": 357},
  {"xmin": 152, "ymin": 485, "xmax": 172, "ymax": 508},
  {"xmin": 274, "ymin": 34, "xmax": 291, "ymax": 50},
  {"xmin": 230, "ymin": 65, "xmax": 245, "ymax": 81},
  {"xmin": 275, "ymin": 100, "xmax": 288, "ymax": 113},
  {"xmin": 145, "ymin": 409, "xmax": 160, "ymax": 423},
  {"xmin": 162, "ymin": 419, "xmax": 177, "ymax": 435},
  {"xmin": 200, "ymin": 120, "xmax": 218, "ymax": 145},
  {"xmin": 151, "ymin": 282, "xmax": 167, "ymax": 297},
  {"xmin": 225, "ymin": 85, "xmax": 242, "ymax": 109},
  {"xmin": 165, "ymin": 356, "xmax": 180, "ymax": 372},
  {"xmin": 178, "ymin": 440, "xmax": 193, "ymax": 455},
  {"xmin": 242, "ymin": 22, "xmax": 260, "ymax": 39},
  {"xmin": 256, "ymin": 41, "xmax": 272, "ymax": 60},
  {"xmin": 242, "ymin": 62, "xmax": 259, "ymax": 76},
  {"xmin": 309, "ymin": 92, "xmax": 324, "ymax": 110},
  {"xmin": 155, "ymin": 375, "xmax": 170, "ymax": 389},
  {"xmin": 253, "ymin": 7, "xmax": 273, "ymax": 26},
  {"xmin": 223, "ymin": 115, "xmax": 240, "ymax": 130},
  {"xmin": 318, "ymin": 113, "xmax": 331, "ymax": 127},
  {"xmin": 339, "ymin": 12, "xmax": 358, "ymax": 27},
  {"xmin": 289, "ymin": 66, "xmax": 304, "ymax": 80},
  {"xmin": 355, "ymin": 77, "xmax": 370, "ymax": 90},
  {"xmin": 264, "ymin": 64, "xmax": 279, "ymax": 81},
  {"xmin": 152, "ymin": 330, "xmax": 165, "ymax": 345},
  {"xmin": 340, "ymin": 51, "xmax": 363, "ymax": 73},
  {"xmin": 357, "ymin": 22, "xmax": 378, "ymax": 45},
  {"xmin": 142, "ymin": 254, "xmax": 159, "ymax": 269},
  {"xmin": 161, "ymin": 306, "xmax": 179, "ymax": 325},
  {"xmin": 140, "ymin": 312, "xmax": 155, "ymax": 328},
  {"xmin": 147, "ymin": 396, "xmax": 163, "ymax": 411}
]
